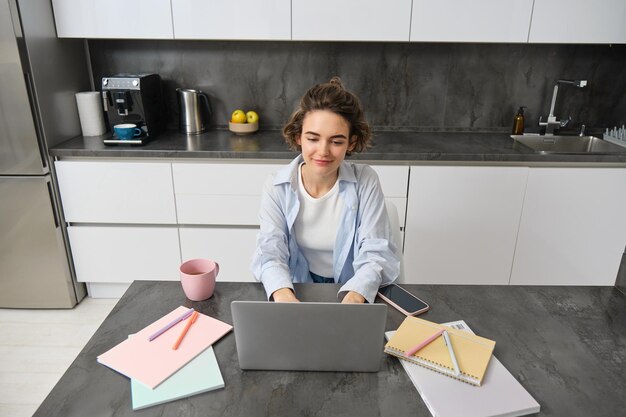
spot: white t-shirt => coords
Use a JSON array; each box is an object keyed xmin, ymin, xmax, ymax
[{"xmin": 294, "ymin": 162, "xmax": 344, "ymax": 278}]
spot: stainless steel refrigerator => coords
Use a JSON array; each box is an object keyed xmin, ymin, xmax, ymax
[{"xmin": 0, "ymin": 0, "xmax": 89, "ymax": 307}]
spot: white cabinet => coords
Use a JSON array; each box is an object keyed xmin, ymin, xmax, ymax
[
  {"xmin": 55, "ymin": 160, "xmax": 178, "ymax": 296},
  {"xmin": 371, "ymin": 165, "xmax": 409, "ymax": 241},
  {"xmin": 50, "ymin": 0, "xmax": 626, "ymax": 43},
  {"xmin": 56, "ymin": 158, "xmax": 626, "ymax": 290},
  {"xmin": 173, "ymin": 162, "xmax": 408, "ymax": 226},
  {"xmin": 403, "ymin": 166, "xmax": 528, "ymax": 285},
  {"xmin": 372, "ymin": 165, "xmax": 409, "ymax": 197},
  {"xmin": 510, "ymin": 168, "xmax": 626, "ymax": 285},
  {"xmin": 55, "ymin": 161, "xmax": 176, "ymax": 224},
  {"xmin": 52, "ymin": 0, "xmax": 174, "ymax": 39},
  {"xmin": 180, "ymin": 228, "xmax": 258, "ymax": 282},
  {"xmin": 411, "ymin": 0, "xmax": 533, "ymax": 43},
  {"xmin": 292, "ymin": 0, "xmax": 412, "ymax": 41},
  {"xmin": 172, "ymin": 162, "xmax": 282, "ymax": 225},
  {"xmin": 67, "ymin": 226, "xmax": 181, "ymax": 283},
  {"xmin": 172, "ymin": 0, "xmax": 290, "ymax": 40},
  {"xmin": 54, "ymin": 160, "xmax": 411, "ymax": 291},
  {"xmin": 529, "ymin": 0, "xmax": 626, "ymax": 43},
  {"xmin": 404, "ymin": 166, "xmax": 626, "ymax": 286},
  {"xmin": 173, "ymin": 162, "xmax": 410, "ymax": 283},
  {"xmin": 173, "ymin": 162, "xmax": 279, "ymax": 282}
]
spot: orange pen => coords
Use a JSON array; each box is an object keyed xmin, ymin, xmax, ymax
[{"xmin": 172, "ymin": 311, "xmax": 199, "ymax": 350}]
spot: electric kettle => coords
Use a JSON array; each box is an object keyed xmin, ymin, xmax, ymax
[{"xmin": 177, "ymin": 88, "xmax": 212, "ymax": 134}]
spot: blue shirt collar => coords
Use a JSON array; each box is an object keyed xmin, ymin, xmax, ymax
[{"xmin": 273, "ymin": 154, "xmax": 357, "ymax": 191}]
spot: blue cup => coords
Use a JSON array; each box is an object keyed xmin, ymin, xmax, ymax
[{"xmin": 113, "ymin": 123, "xmax": 143, "ymax": 140}]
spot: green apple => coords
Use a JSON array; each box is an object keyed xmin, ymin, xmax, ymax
[
  {"xmin": 231, "ymin": 109, "xmax": 247, "ymax": 123},
  {"xmin": 246, "ymin": 110, "xmax": 259, "ymax": 124}
]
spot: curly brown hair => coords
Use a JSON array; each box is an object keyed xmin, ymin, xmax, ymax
[{"xmin": 283, "ymin": 77, "xmax": 371, "ymax": 155}]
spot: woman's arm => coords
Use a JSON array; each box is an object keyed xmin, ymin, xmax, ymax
[
  {"xmin": 341, "ymin": 291, "xmax": 366, "ymax": 304},
  {"xmin": 272, "ymin": 287, "xmax": 299, "ymax": 302},
  {"xmin": 339, "ymin": 166, "xmax": 401, "ymax": 303},
  {"xmin": 250, "ymin": 177, "xmax": 297, "ymax": 300}
]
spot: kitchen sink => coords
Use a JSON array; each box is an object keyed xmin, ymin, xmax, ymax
[{"xmin": 511, "ymin": 135, "xmax": 626, "ymax": 154}]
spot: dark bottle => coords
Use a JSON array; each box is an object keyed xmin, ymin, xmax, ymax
[{"xmin": 512, "ymin": 106, "xmax": 526, "ymax": 135}]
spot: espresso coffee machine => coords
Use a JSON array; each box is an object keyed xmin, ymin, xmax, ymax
[{"xmin": 101, "ymin": 74, "xmax": 163, "ymax": 144}]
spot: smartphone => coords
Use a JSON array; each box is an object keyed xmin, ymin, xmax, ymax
[{"xmin": 377, "ymin": 284, "xmax": 430, "ymax": 316}]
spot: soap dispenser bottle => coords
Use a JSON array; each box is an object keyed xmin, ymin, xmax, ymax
[{"xmin": 512, "ymin": 106, "xmax": 525, "ymax": 135}]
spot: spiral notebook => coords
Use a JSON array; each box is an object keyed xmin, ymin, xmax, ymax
[
  {"xmin": 385, "ymin": 320, "xmax": 540, "ymax": 417},
  {"xmin": 385, "ymin": 316, "xmax": 495, "ymax": 386}
]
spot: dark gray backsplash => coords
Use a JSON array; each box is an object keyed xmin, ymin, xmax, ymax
[{"xmin": 89, "ymin": 40, "xmax": 626, "ymax": 132}]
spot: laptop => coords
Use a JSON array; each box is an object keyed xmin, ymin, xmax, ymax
[{"xmin": 231, "ymin": 301, "xmax": 387, "ymax": 372}]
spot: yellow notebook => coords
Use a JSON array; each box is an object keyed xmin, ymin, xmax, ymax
[{"xmin": 385, "ymin": 317, "xmax": 495, "ymax": 386}]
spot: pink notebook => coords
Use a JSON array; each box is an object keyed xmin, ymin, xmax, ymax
[{"xmin": 97, "ymin": 306, "xmax": 232, "ymax": 388}]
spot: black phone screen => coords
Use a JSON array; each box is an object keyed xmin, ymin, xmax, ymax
[{"xmin": 378, "ymin": 285, "xmax": 428, "ymax": 313}]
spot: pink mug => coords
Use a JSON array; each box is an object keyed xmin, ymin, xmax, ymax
[{"xmin": 179, "ymin": 259, "xmax": 219, "ymax": 301}]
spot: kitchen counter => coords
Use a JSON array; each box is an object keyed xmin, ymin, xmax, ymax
[
  {"xmin": 34, "ymin": 281, "xmax": 626, "ymax": 416},
  {"xmin": 50, "ymin": 130, "xmax": 626, "ymax": 164}
]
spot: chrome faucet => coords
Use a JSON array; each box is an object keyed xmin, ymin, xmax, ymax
[{"xmin": 539, "ymin": 79, "xmax": 587, "ymax": 135}]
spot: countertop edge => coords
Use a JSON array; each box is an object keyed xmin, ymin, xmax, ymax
[{"xmin": 49, "ymin": 130, "xmax": 626, "ymax": 165}]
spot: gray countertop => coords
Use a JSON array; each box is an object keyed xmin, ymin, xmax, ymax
[
  {"xmin": 34, "ymin": 281, "xmax": 626, "ymax": 417},
  {"xmin": 50, "ymin": 130, "xmax": 626, "ymax": 164}
]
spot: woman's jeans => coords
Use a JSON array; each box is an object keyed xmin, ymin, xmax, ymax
[{"xmin": 309, "ymin": 272, "xmax": 334, "ymax": 283}]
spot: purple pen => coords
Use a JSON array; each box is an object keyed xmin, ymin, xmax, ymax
[{"xmin": 148, "ymin": 308, "xmax": 195, "ymax": 341}]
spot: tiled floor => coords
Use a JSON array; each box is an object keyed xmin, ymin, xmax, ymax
[{"xmin": 0, "ymin": 298, "xmax": 118, "ymax": 417}]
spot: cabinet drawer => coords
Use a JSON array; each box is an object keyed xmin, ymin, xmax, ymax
[
  {"xmin": 177, "ymin": 195, "xmax": 263, "ymax": 226},
  {"xmin": 385, "ymin": 197, "xmax": 407, "ymax": 233},
  {"xmin": 510, "ymin": 168, "xmax": 626, "ymax": 285},
  {"xmin": 55, "ymin": 161, "xmax": 176, "ymax": 224},
  {"xmin": 371, "ymin": 165, "xmax": 409, "ymax": 198},
  {"xmin": 173, "ymin": 163, "xmax": 408, "ymax": 226},
  {"xmin": 172, "ymin": 163, "xmax": 281, "ymax": 225},
  {"xmin": 68, "ymin": 226, "xmax": 181, "ymax": 283},
  {"xmin": 404, "ymin": 166, "xmax": 527, "ymax": 285},
  {"xmin": 373, "ymin": 166, "xmax": 408, "ymax": 226},
  {"xmin": 180, "ymin": 227, "xmax": 258, "ymax": 282},
  {"xmin": 173, "ymin": 163, "xmax": 282, "ymax": 195}
]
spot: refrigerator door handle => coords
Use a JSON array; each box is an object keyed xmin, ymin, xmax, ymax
[
  {"xmin": 46, "ymin": 180, "xmax": 60, "ymax": 229},
  {"xmin": 23, "ymin": 71, "xmax": 49, "ymax": 171},
  {"xmin": 8, "ymin": 0, "xmax": 22, "ymax": 37}
]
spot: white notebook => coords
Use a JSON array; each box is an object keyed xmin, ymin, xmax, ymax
[{"xmin": 386, "ymin": 320, "xmax": 540, "ymax": 417}]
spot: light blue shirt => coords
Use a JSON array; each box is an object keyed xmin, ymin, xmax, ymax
[{"xmin": 250, "ymin": 155, "xmax": 400, "ymax": 303}]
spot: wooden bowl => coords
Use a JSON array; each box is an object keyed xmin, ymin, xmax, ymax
[{"xmin": 229, "ymin": 121, "xmax": 258, "ymax": 135}]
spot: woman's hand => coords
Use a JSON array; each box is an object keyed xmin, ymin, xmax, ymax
[
  {"xmin": 341, "ymin": 291, "xmax": 365, "ymax": 304},
  {"xmin": 272, "ymin": 288, "xmax": 300, "ymax": 302}
]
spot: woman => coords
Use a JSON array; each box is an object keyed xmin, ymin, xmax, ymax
[{"xmin": 251, "ymin": 77, "xmax": 400, "ymax": 303}]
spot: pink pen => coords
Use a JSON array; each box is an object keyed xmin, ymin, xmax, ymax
[{"xmin": 405, "ymin": 329, "xmax": 445, "ymax": 357}]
